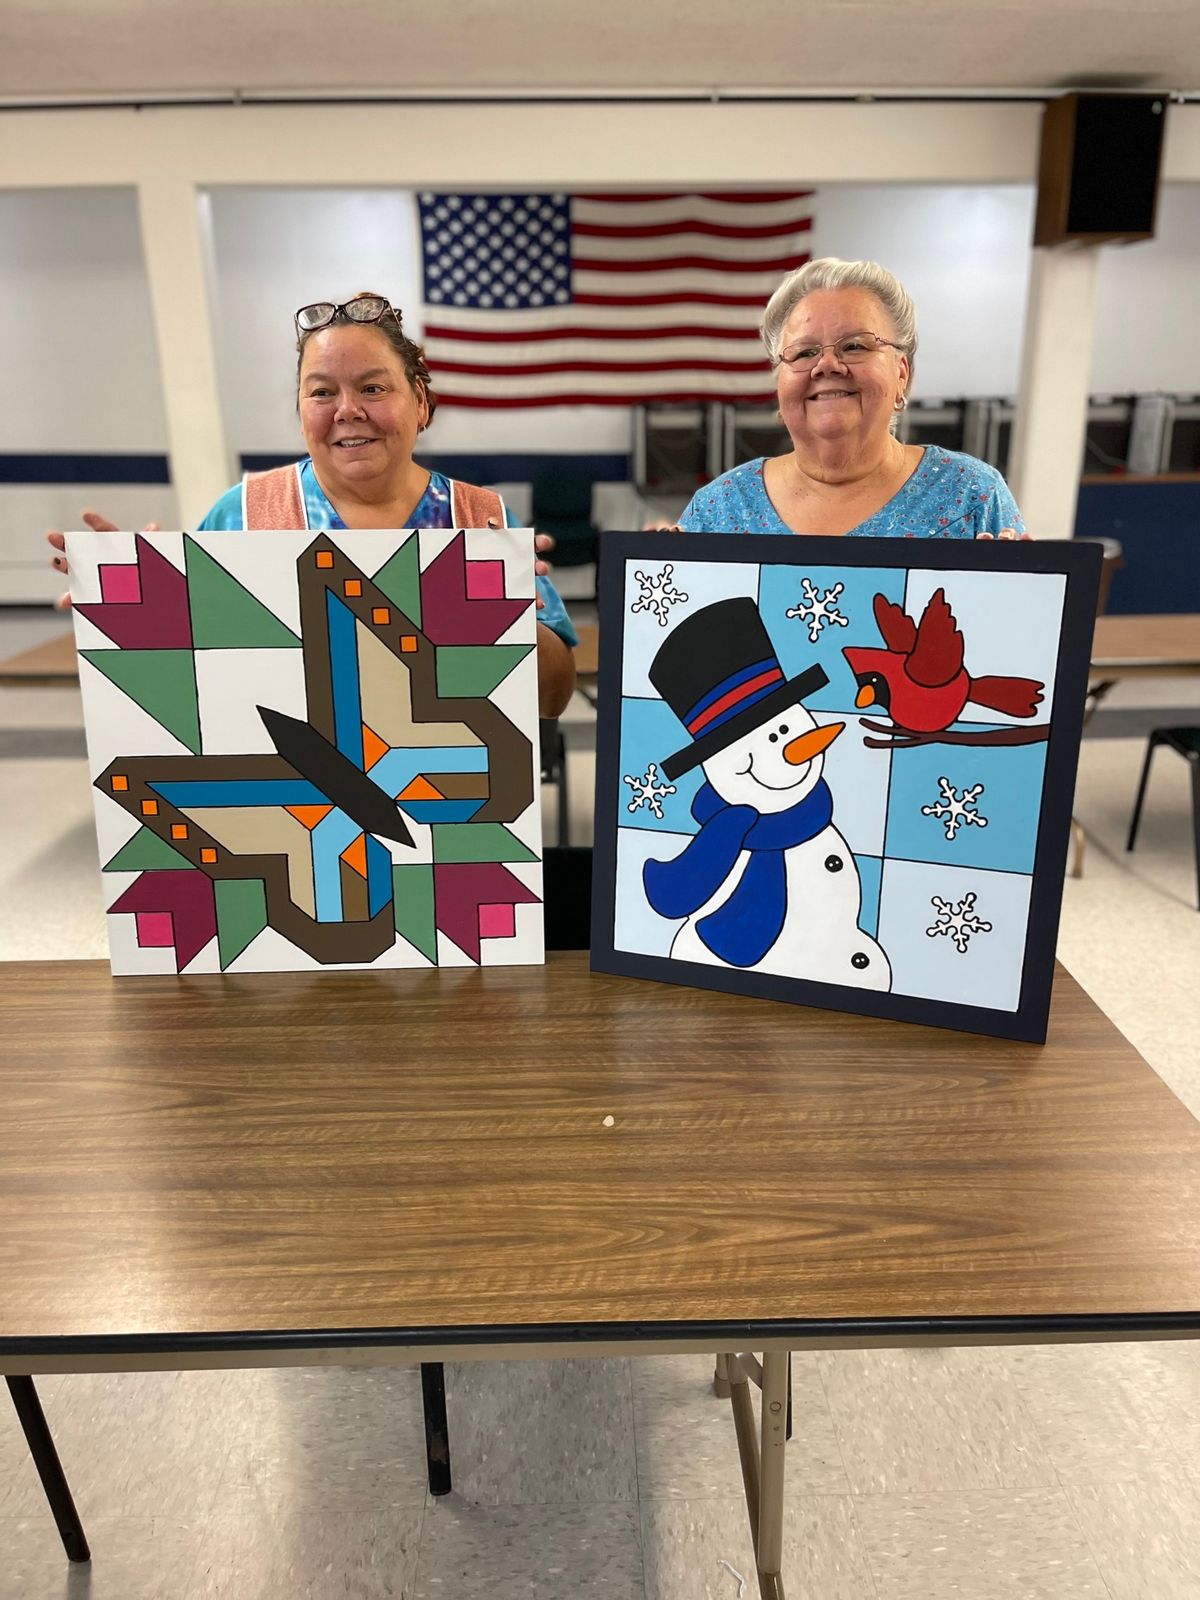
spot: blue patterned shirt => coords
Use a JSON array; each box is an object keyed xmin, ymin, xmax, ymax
[
  {"xmin": 199, "ymin": 461, "xmax": 577, "ymax": 645},
  {"xmin": 678, "ymin": 447, "xmax": 1024, "ymax": 540}
]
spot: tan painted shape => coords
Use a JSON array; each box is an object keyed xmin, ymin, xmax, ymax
[
  {"xmin": 185, "ymin": 805, "xmax": 317, "ymax": 919},
  {"xmin": 356, "ymin": 621, "xmax": 482, "ymax": 749}
]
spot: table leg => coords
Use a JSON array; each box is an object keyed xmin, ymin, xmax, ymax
[
  {"xmin": 724, "ymin": 1353, "xmax": 788, "ymax": 1600},
  {"xmin": 5, "ymin": 1376, "xmax": 90, "ymax": 1563},
  {"xmin": 420, "ymin": 1362, "xmax": 452, "ymax": 1496},
  {"xmin": 757, "ymin": 1351, "xmax": 789, "ymax": 1592}
]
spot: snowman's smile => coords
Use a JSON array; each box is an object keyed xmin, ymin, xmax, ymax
[{"xmin": 741, "ymin": 754, "xmax": 810, "ymax": 791}]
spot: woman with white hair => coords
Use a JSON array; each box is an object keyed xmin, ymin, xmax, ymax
[{"xmin": 678, "ymin": 258, "xmax": 1024, "ymax": 540}]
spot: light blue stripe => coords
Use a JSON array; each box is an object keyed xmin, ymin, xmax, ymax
[
  {"xmin": 312, "ymin": 808, "xmax": 361, "ymax": 921},
  {"xmin": 370, "ymin": 744, "xmax": 487, "ymax": 795}
]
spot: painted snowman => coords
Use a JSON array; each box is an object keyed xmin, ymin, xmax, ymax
[{"xmin": 643, "ymin": 596, "xmax": 891, "ymax": 992}]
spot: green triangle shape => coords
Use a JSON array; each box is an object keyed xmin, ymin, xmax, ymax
[
  {"xmin": 435, "ymin": 645, "xmax": 533, "ymax": 699},
  {"xmin": 432, "ymin": 823, "xmax": 538, "ymax": 865},
  {"xmin": 393, "ymin": 863, "xmax": 437, "ymax": 963},
  {"xmin": 215, "ymin": 879, "xmax": 269, "ymax": 970},
  {"xmin": 104, "ymin": 827, "xmax": 194, "ymax": 872},
  {"xmin": 185, "ymin": 537, "xmax": 301, "ymax": 649},
  {"xmin": 81, "ymin": 649, "xmax": 202, "ymax": 753},
  {"xmin": 370, "ymin": 539, "xmax": 422, "ymax": 626}
]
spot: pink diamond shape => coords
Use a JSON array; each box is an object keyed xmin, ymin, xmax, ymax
[
  {"xmin": 135, "ymin": 911, "xmax": 175, "ymax": 948},
  {"xmin": 478, "ymin": 902, "xmax": 516, "ymax": 940},
  {"xmin": 465, "ymin": 560, "xmax": 505, "ymax": 600},
  {"xmin": 99, "ymin": 563, "xmax": 143, "ymax": 604}
]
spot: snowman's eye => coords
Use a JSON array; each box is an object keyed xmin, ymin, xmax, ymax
[
  {"xmin": 768, "ymin": 732, "xmax": 777, "ymax": 743},
  {"xmin": 779, "ymin": 724, "xmax": 789, "ymax": 735}
]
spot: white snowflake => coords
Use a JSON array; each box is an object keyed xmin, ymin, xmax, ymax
[
  {"xmin": 926, "ymin": 892, "xmax": 993, "ymax": 954},
  {"xmin": 630, "ymin": 563, "xmax": 688, "ymax": 627},
  {"xmin": 921, "ymin": 776, "xmax": 989, "ymax": 841},
  {"xmin": 785, "ymin": 577, "xmax": 849, "ymax": 643},
  {"xmin": 623, "ymin": 763, "xmax": 677, "ymax": 819}
]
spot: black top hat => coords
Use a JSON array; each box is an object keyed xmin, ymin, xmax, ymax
[{"xmin": 650, "ymin": 597, "xmax": 829, "ymax": 781}]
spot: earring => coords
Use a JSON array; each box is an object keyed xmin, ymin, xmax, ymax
[{"xmin": 893, "ymin": 396, "xmax": 908, "ymax": 412}]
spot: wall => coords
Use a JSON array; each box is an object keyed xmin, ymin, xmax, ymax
[{"xmin": 1, "ymin": 99, "xmax": 1197, "ymax": 599}]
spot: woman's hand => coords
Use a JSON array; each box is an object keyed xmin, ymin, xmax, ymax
[
  {"xmin": 47, "ymin": 510, "xmax": 161, "ymax": 610},
  {"xmin": 643, "ymin": 519, "xmax": 683, "ymax": 532},
  {"xmin": 532, "ymin": 531, "xmax": 558, "ymax": 609},
  {"xmin": 976, "ymin": 528, "xmax": 1031, "ymax": 541}
]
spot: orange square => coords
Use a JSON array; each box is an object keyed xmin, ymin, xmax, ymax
[
  {"xmin": 111, "ymin": 775, "xmax": 128, "ymax": 792},
  {"xmin": 400, "ymin": 634, "xmax": 418, "ymax": 653},
  {"xmin": 372, "ymin": 606, "xmax": 390, "ymax": 625},
  {"xmin": 343, "ymin": 578, "xmax": 363, "ymax": 598},
  {"xmin": 171, "ymin": 824, "xmax": 188, "ymax": 840},
  {"xmin": 141, "ymin": 799, "xmax": 158, "ymax": 816},
  {"xmin": 200, "ymin": 847, "xmax": 218, "ymax": 864},
  {"xmin": 316, "ymin": 550, "xmax": 334, "ymax": 569}
]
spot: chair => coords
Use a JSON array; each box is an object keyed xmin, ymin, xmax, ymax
[
  {"xmin": 1071, "ymin": 537, "xmax": 1125, "ymax": 878},
  {"xmin": 1126, "ymin": 727, "xmax": 1200, "ymax": 910},
  {"xmin": 530, "ymin": 467, "xmax": 599, "ymax": 579},
  {"xmin": 540, "ymin": 717, "xmax": 569, "ymax": 847}
]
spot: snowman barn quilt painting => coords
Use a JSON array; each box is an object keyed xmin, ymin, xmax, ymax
[
  {"xmin": 591, "ymin": 532, "xmax": 1101, "ymax": 1043},
  {"xmin": 67, "ymin": 527, "xmax": 544, "ymax": 975}
]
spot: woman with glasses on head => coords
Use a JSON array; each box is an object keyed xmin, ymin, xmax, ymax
[
  {"xmin": 49, "ymin": 292, "xmax": 577, "ymax": 715},
  {"xmin": 675, "ymin": 258, "xmax": 1024, "ymax": 542}
]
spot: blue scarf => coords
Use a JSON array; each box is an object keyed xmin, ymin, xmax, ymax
[{"xmin": 643, "ymin": 778, "xmax": 834, "ymax": 968}]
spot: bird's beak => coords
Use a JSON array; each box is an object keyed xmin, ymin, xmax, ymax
[
  {"xmin": 783, "ymin": 722, "xmax": 843, "ymax": 765},
  {"xmin": 855, "ymin": 685, "xmax": 876, "ymax": 708}
]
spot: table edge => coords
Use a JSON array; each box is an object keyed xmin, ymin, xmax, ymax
[{"xmin": 4, "ymin": 1310, "xmax": 1200, "ymax": 1366}]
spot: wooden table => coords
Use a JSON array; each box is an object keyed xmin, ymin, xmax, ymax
[
  {"xmin": 3, "ymin": 955, "xmax": 1200, "ymax": 1597},
  {"xmin": 1091, "ymin": 613, "xmax": 1200, "ymax": 679},
  {"xmin": 0, "ymin": 630, "xmax": 77, "ymax": 686}
]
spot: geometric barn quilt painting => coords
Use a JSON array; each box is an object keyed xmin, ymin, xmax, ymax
[
  {"xmin": 590, "ymin": 532, "xmax": 1101, "ymax": 1043},
  {"xmin": 67, "ymin": 527, "xmax": 543, "ymax": 975}
]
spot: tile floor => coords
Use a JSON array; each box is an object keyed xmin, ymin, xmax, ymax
[{"xmin": 2, "ymin": 604, "xmax": 1199, "ymax": 1598}]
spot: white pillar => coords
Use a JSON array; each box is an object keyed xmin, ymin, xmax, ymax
[
  {"xmin": 136, "ymin": 178, "xmax": 231, "ymax": 526},
  {"xmin": 1007, "ymin": 245, "xmax": 1101, "ymax": 539}
]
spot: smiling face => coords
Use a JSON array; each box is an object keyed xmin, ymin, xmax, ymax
[
  {"xmin": 298, "ymin": 323, "xmax": 429, "ymax": 500},
  {"xmin": 775, "ymin": 287, "xmax": 910, "ymax": 455},
  {"xmin": 701, "ymin": 705, "xmax": 844, "ymax": 813}
]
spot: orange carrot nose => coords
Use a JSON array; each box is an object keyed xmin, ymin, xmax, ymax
[
  {"xmin": 855, "ymin": 685, "xmax": 876, "ymax": 708},
  {"xmin": 783, "ymin": 722, "xmax": 843, "ymax": 765}
]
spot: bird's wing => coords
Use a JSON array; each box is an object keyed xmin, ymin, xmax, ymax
[
  {"xmin": 907, "ymin": 588, "xmax": 965, "ymax": 686},
  {"xmin": 873, "ymin": 593, "xmax": 917, "ymax": 654}
]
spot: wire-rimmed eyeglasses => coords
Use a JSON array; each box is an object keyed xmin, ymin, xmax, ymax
[
  {"xmin": 295, "ymin": 294, "xmax": 403, "ymax": 336},
  {"xmin": 775, "ymin": 331, "xmax": 905, "ymax": 368}
]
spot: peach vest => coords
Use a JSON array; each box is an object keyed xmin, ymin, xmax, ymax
[{"xmin": 240, "ymin": 463, "xmax": 506, "ymax": 530}]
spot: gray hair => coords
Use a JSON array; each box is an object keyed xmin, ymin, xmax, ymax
[{"xmin": 760, "ymin": 258, "xmax": 918, "ymax": 393}]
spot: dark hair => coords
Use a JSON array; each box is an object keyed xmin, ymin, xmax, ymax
[{"xmin": 296, "ymin": 293, "xmax": 439, "ymax": 427}]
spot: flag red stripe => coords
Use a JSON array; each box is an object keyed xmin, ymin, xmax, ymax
[
  {"xmin": 575, "ymin": 253, "xmax": 809, "ymax": 274},
  {"xmin": 434, "ymin": 391, "xmax": 777, "ymax": 407},
  {"xmin": 574, "ymin": 191, "xmax": 815, "ymax": 204},
  {"xmin": 423, "ymin": 322, "xmax": 764, "ymax": 343},
  {"xmin": 574, "ymin": 290, "xmax": 773, "ymax": 307},
  {"xmin": 430, "ymin": 357, "xmax": 769, "ymax": 376},
  {"xmin": 573, "ymin": 217, "xmax": 812, "ymax": 241}
]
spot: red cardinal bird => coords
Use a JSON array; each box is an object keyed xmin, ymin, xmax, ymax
[{"xmin": 842, "ymin": 589, "xmax": 1044, "ymax": 733}]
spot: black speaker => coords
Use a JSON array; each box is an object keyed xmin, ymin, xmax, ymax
[{"xmin": 1033, "ymin": 93, "xmax": 1167, "ymax": 247}]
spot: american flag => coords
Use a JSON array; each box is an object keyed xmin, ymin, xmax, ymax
[{"xmin": 417, "ymin": 191, "xmax": 813, "ymax": 407}]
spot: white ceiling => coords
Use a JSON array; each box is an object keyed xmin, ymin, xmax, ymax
[{"xmin": 3, "ymin": 0, "xmax": 1199, "ymax": 102}]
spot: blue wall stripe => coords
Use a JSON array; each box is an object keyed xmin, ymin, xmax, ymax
[{"xmin": 0, "ymin": 453, "xmax": 171, "ymax": 485}]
